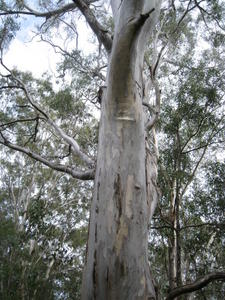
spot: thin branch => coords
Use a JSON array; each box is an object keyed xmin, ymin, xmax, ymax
[
  {"xmin": 0, "ymin": 85, "xmax": 22, "ymax": 90},
  {"xmin": 40, "ymin": 35, "xmax": 77, "ymax": 59},
  {"xmin": 46, "ymin": 145, "xmax": 72, "ymax": 160},
  {"xmin": 181, "ymin": 114, "xmax": 209, "ymax": 153},
  {"xmin": 171, "ymin": 0, "xmax": 176, "ymax": 12},
  {"xmin": 166, "ymin": 272, "xmax": 225, "ymax": 300},
  {"xmin": 150, "ymin": 225, "xmax": 174, "ymax": 231},
  {"xmin": 194, "ymin": 0, "xmax": 208, "ymax": 28},
  {"xmin": 24, "ymin": 116, "xmax": 40, "ymax": 145},
  {"xmin": 0, "ymin": 3, "xmax": 78, "ymax": 18},
  {"xmin": 182, "ymin": 121, "xmax": 225, "ymax": 155},
  {"xmin": 0, "ymin": 137, "xmax": 95, "ymax": 180},
  {"xmin": 142, "ymin": 101, "xmax": 156, "ymax": 114},
  {"xmin": 180, "ymin": 222, "xmax": 225, "ymax": 231},
  {"xmin": 1, "ymin": 60, "xmax": 49, "ymax": 119},
  {"xmin": 193, "ymin": 0, "xmax": 225, "ymax": 31},
  {"xmin": 172, "ymin": 0, "xmax": 206, "ymax": 34},
  {"xmin": 181, "ymin": 145, "xmax": 207, "ymax": 197},
  {"xmin": 182, "ymin": 139, "xmax": 225, "ymax": 155},
  {"xmin": 152, "ymin": 44, "xmax": 167, "ymax": 77},
  {"xmin": 0, "ymin": 117, "xmax": 40, "ymax": 128},
  {"xmin": 151, "ymin": 222, "xmax": 225, "ymax": 232},
  {"xmin": 40, "ymin": 35, "xmax": 106, "ymax": 81}
]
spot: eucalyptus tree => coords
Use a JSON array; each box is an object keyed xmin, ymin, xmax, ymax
[
  {"xmin": 0, "ymin": 147, "xmax": 90, "ymax": 299},
  {"xmin": 0, "ymin": 1, "xmax": 225, "ymax": 299},
  {"xmin": 149, "ymin": 41, "xmax": 225, "ymax": 299}
]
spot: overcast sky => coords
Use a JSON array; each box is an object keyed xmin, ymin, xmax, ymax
[{"xmin": 4, "ymin": 13, "xmax": 93, "ymax": 78}]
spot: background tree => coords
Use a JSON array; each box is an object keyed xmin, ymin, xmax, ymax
[{"xmin": 0, "ymin": 0, "xmax": 225, "ymax": 299}]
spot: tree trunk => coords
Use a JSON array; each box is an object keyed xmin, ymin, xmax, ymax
[
  {"xmin": 168, "ymin": 179, "xmax": 177, "ymax": 291},
  {"xmin": 168, "ymin": 133, "xmax": 182, "ymax": 296},
  {"xmin": 81, "ymin": 1, "xmax": 161, "ymax": 299}
]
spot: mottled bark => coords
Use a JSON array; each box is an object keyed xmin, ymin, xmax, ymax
[{"xmin": 82, "ymin": 1, "xmax": 161, "ymax": 299}]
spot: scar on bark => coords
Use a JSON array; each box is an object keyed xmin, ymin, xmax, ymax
[
  {"xmin": 128, "ymin": 8, "xmax": 156, "ymax": 29},
  {"xmin": 106, "ymin": 267, "xmax": 110, "ymax": 288},
  {"xmin": 115, "ymin": 217, "xmax": 128, "ymax": 255},
  {"xmin": 85, "ymin": 179, "xmax": 100, "ymax": 263},
  {"xmin": 114, "ymin": 173, "xmax": 122, "ymax": 225},
  {"xmin": 85, "ymin": 214, "xmax": 91, "ymax": 263},
  {"xmin": 95, "ymin": 223, "xmax": 97, "ymax": 243},
  {"xmin": 120, "ymin": 261, "xmax": 127, "ymax": 277}
]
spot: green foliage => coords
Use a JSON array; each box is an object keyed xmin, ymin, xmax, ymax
[
  {"xmin": 0, "ymin": 0, "xmax": 20, "ymax": 50},
  {"xmin": 149, "ymin": 3, "xmax": 225, "ymax": 297},
  {"xmin": 0, "ymin": 153, "xmax": 91, "ymax": 299}
]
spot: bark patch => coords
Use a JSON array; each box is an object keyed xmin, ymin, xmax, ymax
[
  {"xmin": 115, "ymin": 217, "xmax": 128, "ymax": 256},
  {"xmin": 125, "ymin": 175, "xmax": 134, "ymax": 218}
]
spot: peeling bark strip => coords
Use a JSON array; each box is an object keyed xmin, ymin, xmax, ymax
[{"xmin": 82, "ymin": 1, "xmax": 162, "ymax": 299}]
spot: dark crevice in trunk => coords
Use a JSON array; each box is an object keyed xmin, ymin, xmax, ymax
[
  {"xmin": 93, "ymin": 249, "xmax": 97, "ymax": 299},
  {"xmin": 95, "ymin": 223, "xmax": 97, "ymax": 243},
  {"xmin": 114, "ymin": 173, "xmax": 123, "ymax": 228},
  {"xmin": 85, "ymin": 217, "xmax": 91, "ymax": 264},
  {"xmin": 106, "ymin": 267, "xmax": 110, "ymax": 287}
]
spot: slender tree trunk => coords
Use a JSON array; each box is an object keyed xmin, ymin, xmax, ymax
[
  {"xmin": 82, "ymin": 1, "xmax": 161, "ymax": 299},
  {"xmin": 176, "ymin": 196, "xmax": 182, "ymax": 287},
  {"xmin": 168, "ymin": 133, "xmax": 182, "ymax": 296},
  {"xmin": 169, "ymin": 179, "xmax": 177, "ymax": 290}
]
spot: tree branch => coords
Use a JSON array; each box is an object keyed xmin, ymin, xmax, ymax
[
  {"xmin": 193, "ymin": 0, "xmax": 225, "ymax": 30},
  {"xmin": 172, "ymin": 0, "xmax": 206, "ymax": 34},
  {"xmin": 1, "ymin": 61, "xmax": 49, "ymax": 119},
  {"xmin": 166, "ymin": 272, "xmax": 225, "ymax": 300},
  {"xmin": 0, "ymin": 117, "xmax": 40, "ymax": 128},
  {"xmin": 0, "ymin": 136, "xmax": 95, "ymax": 180},
  {"xmin": 0, "ymin": 0, "xmax": 112, "ymax": 53},
  {"xmin": 0, "ymin": 60, "xmax": 94, "ymax": 166},
  {"xmin": 181, "ymin": 114, "xmax": 209, "ymax": 153},
  {"xmin": 181, "ymin": 145, "xmax": 207, "ymax": 197},
  {"xmin": 0, "ymin": 2, "xmax": 78, "ymax": 18},
  {"xmin": 73, "ymin": 0, "xmax": 113, "ymax": 53},
  {"xmin": 46, "ymin": 119, "xmax": 94, "ymax": 166},
  {"xmin": 182, "ymin": 139, "xmax": 225, "ymax": 154},
  {"xmin": 39, "ymin": 35, "xmax": 106, "ymax": 81},
  {"xmin": 180, "ymin": 222, "xmax": 225, "ymax": 231},
  {"xmin": 180, "ymin": 117, "xmax": 225, "ymax": 196},
  {"xmin": 0, "ymin": 85, "xmax": 22, "ymax": 90},
  {"xmin": 142, "ymin": 101, "xmax": 156, "ymax": 114},
  {"xmin": 182, "ymin": 117, "xmax": 225, "ymax": 155}
]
